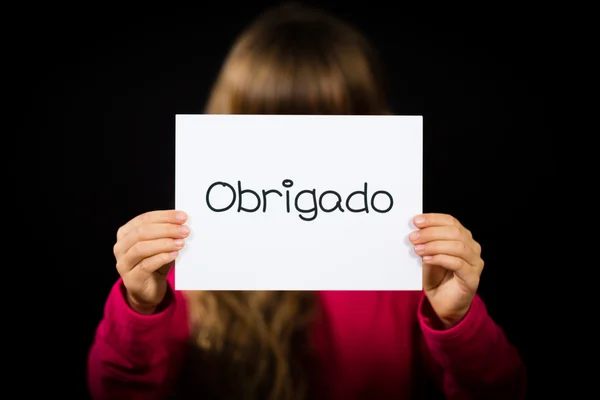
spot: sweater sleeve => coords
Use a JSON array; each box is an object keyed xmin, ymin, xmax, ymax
[
  {"xmin": 418, "ymin": 294, "xmax": 527, "ymax": 399},
  {"xmin": 87, "ymin": 271, "xmax": 190, "ymax": 400}
]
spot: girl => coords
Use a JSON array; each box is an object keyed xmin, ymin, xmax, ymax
[{"xmin": 88, "ymin": 3, "xmax": 525, "ymax": 399}]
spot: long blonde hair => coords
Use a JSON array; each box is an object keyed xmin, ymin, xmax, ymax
[{"xmin": 184, "ymin": 3, "xmax": 390, "ymax": 399}]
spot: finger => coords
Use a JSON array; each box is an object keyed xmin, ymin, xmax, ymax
[
  {"xmin": 409, "ymin": 226, "xmax": 470, "ymax": 245},
  {"xmin": 114, "ymin": 223, "xmax": 190, "ymax": 256},
  {"xmin": 117, "ymin": 210, "xmax": 188, "ymax": 241},
  {"xmin": 413, "ymin": 213, "xmax": 462, "ymax": 229},
  {"xmin": 133, "ymin": 251, "xmax": 178, "ymax": 276},
  {"xmin": 422, "ymin": 254, "xmax": 468, "ymax": 274},
  {"xmin": 423, "ymin": 254, "xmax": 483, "ymax": 284},
  {"xmin": 117, "ymin": 238, "xmax": 185, "ymax": 274},
  {"xmin": 414, "ymin": 240, "xmax": 480, "ymax": 265}
]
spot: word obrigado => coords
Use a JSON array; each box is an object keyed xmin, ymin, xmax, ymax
[{"xmin": 205, "ymin": 179, "xmax": 394, "ymax": 221}]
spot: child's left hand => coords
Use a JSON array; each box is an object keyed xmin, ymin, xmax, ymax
[{"xmin": 409, "ymin": 213, "xmax": 485, "ymax": 329}]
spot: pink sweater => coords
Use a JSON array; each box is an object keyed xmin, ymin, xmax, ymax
[{"xmin": 88, "ymin": 270, "xmax": 526, "ymax": 399}]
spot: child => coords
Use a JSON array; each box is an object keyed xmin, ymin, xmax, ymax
[{"xmin": 88, "ymin": 3, "xmax": 526, "ymax": 399}]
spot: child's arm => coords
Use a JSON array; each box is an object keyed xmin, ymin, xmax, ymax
[
  {"xmin": 87, "ymin": 271, "xmax": 190, "ymax": 400},
  {"xmin": 419, "ymin": 294, "xmax": 527, "ymax": 399}
]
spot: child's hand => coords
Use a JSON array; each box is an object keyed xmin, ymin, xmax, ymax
[
  {"xmin": 113, "ymin": 210, "xmax": 189, "ymax": 314},
  {"xmin": 409, "ymin": 213, "xmax": 484, "ymax": 328}
]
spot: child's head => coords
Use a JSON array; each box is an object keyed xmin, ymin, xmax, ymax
[{"xmin": 205, "ymin": 1, "xmax": 389, "ymax": 115}]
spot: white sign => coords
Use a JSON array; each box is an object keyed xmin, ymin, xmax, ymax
[{"xmin": 175, "ymin": 115, "xmax": 422, "ymax": 290}]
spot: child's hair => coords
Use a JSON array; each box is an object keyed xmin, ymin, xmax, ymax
[
  {"xmin": 205, "ymin": 2, "xmax": 389, "ymax": 116},
  {"xmin": 185, "ymin": 3, "xmax": 390, "ymax": 399}
]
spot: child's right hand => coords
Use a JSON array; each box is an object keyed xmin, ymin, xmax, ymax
[{"xmin": 113, "ymin": 210, "xmax": 189, "ymax": 314}]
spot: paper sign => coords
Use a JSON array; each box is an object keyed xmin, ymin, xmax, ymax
[{"xmin": 175, "ymin": 115, "xmax": 422, "ymax": 290}]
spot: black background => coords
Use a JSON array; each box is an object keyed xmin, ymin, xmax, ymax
[{"xmin": 31, "ymin": 1, "xmax": 556, "ymax": 398}]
